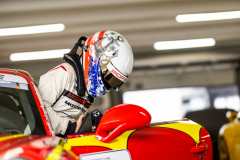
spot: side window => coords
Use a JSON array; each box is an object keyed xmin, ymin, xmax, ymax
[
  {"xmin": 0, "ymin": 89, "xmax": 28, "ymax": 134},
  {"xmin": 0, "ymin": 77, "xmax": 46, "ymax": 135}
]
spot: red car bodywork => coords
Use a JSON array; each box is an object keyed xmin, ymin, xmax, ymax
[
  {"xmin": 0, "ymin": 135, "xmax": 76, "ymax": 160},
  {"xmin": 0, "ymin": 68, "xmax": 213, "ymax": 160},
  {"xmin": 0, "ymin": 69, "xmax": 53, "ymax": 136},
  {"xmin": 69, "ymin": 120, "xmax": 212, "ymax": 160},
  {"xmin": 0, "ymin": 69, "xmax": 78, "ymax": 160}
]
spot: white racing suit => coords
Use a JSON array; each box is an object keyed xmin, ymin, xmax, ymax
[{"xmin": 38, "ymin": 63, "xmax": 91, "ymax": 136}]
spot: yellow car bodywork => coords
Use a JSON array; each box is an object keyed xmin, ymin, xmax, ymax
[{"xmin": 68, "ymin": 120, "xmax": 203, "ymax": 149}]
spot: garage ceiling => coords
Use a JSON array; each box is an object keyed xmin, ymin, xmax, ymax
[{"xmin": 0, "ymin": 0, "xmax": 240, "ymax": 80}]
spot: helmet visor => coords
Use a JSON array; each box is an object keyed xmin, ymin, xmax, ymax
[{"xmin": 101, "ymin": 62, "xmax": 128, "ymax": 91}]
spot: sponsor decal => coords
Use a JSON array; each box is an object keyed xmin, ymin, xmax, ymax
[
  {"xmin": 92, "ymin": 110, "xmax": 100, "ymax": 117},
  {"xmin": 0, "ymin": 81, "xmax": 16, "ymax": 89},
  {"xmin": 0, "ymin": 75, "xmax": 4, "ymax": 81},
  {"xmin": 106, "ymin": 62, "xmax": 127, "ymax": 82},
  {"xmin": 0, "ymin": 74, "xmax": 28, "ymax": 84},
  {"xmin": 16, "ymin": 83, "xmax": 20, "ymax": 89},
  {"xmin": 65, "ymin": 101, "xmax": 86, "ymax": 113},
  {"xmin": 62, "ymin": 89, "xmax": 91, "ymax": 108},
  {"xmin": 0, "ymin": 81, "xmax": 28, "ymax": 91},
  {"xmin": 111, "ymin": 69, "xmax": 127, "ymax": 82},
  {"xmin": 80, "ymin": 149, "xmax": 131, "ymax": 160},
  {"xmin": 68, "ymin": 94, "xmax": 89, "ymax": 106},
  {"xmin": 19, "ymin": 83, "xmax": 28, "ymax": 90}
]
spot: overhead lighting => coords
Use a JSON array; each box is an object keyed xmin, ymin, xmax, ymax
[
  {"xmin": 0, "ymin": 24, "xmax": 65, "ymax": 36},
  {"xmin": 176, "ymin": 11, "xmax": 240, "ymax": 23},
  {"xmin": 154, "ymin": 38, "xmax": 215, "ymax": 50},
  {"xmin": 10, "ymin": 49, "xmax": 71, "ymax": 61}
]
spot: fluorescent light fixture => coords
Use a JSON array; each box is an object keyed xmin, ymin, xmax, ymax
[
  {"xmin": 0, "ymin": 24, "xmax": 65, "ymax": 36},
  {"xmin": 176, "ymin": 11, "xmax": 240, "ymax": 23},
  {"xmin": 10, "ymin": 49, "xmax": 71, "ymax": 61},
  {"xmin": 154, "ymin": 38, "xmax": 215, "ymax": 50}
]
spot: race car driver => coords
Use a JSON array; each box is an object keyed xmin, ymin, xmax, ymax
[{"xmin": 38, "ymin": 30, "xmax": 134, "ymax": 137}]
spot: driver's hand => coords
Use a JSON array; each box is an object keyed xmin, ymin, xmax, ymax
[{"xmin": 75, "ymin": 114, "xmax": 85, "ymax": 133}]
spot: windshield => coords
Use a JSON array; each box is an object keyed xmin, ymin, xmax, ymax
[{"xmin": 0, "ymin": 77, "xmax": 46, "ymax": 135}]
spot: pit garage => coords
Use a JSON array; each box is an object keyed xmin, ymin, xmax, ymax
[{"xmin": 0, "ymin": 1, "xmax": 240, "ymax": 160}]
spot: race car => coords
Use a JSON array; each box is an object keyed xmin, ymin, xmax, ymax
[
  {"xmin": 218, "ymin": 110, "xmax": 239, "ymax": 160},
  {"xmin": 0, "ymin": 68, "xmax": 212, "ymax": 160}
]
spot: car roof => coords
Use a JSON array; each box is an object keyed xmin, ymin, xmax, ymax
[{"xmin": 0, "ymin": 68, "xmax": 34, "ymax": 84}]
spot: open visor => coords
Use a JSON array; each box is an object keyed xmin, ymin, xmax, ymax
[{"xmin": 101, "ymin": 62, "xmax": 128, "ymax": 91}]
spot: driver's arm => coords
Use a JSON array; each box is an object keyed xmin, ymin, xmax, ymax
[{"xmin": 38, "ymin": 65, "xmax": 79, "ymax": 136}]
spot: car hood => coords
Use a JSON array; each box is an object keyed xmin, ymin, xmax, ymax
[
  {"xmin": 68, "ymin": 120, "xmax": 212, "ymax": 160},
  {"xmin": 0, "ymin": 134, "xmax": 65, "ymax": 160}
]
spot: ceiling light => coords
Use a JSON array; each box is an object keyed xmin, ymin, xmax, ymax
[
  {"xmin": 10, "ymin": 49, "xmax": 71, "ymax": 61},
  {"xmin": 0, "ymin": 24, "xmax": 65, "ymax": 36},
  {"xmin": 154, "ymin": 38, "xmax": 215, "ymax": 50},
  {"xmin": 176, "ymin": 11, "xmax": 240, "ymax": 23}
]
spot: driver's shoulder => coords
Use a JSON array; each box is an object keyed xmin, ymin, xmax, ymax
[{"xmin": 62, "ymin": 63, "xmax": 76, "ymax": 82}]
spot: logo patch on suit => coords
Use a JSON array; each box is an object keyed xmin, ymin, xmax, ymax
[
  {"xmin": 65, "ymin": 101, "xmax": 86, "ymax": 113},
  {"xmin": 62, "ymin": 89, "xmax": 91, "ymax": 108}
]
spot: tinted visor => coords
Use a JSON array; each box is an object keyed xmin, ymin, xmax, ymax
[
  {"xmin": 102, "ymin": 69, "xmax": 126, "ymax": 91},
  {"xmin": 100, "ymin": 55, "xmax": 128, "ymax": 91}
]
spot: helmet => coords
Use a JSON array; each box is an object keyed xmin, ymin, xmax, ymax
[{"xmin": 82, "ymin": 30, "xmax": 134, "ymax": 97}]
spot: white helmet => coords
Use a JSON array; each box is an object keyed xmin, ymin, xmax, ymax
[{"xmin": 82, "ymin": 30, "xmax": 134, "ymax": 97}]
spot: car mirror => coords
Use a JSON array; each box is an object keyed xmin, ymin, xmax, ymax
[
  {"xmin": 226, "ymin": 111, "xmax": 238, "ymax": 122},
  {"xmin": 95, "ymin": 104, "xmax": 151, "ymax": 143}
]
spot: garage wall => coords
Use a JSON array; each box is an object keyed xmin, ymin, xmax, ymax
[{"xmin": 122, "ymin": 62, "xmax": 238, "ymax": 92}]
